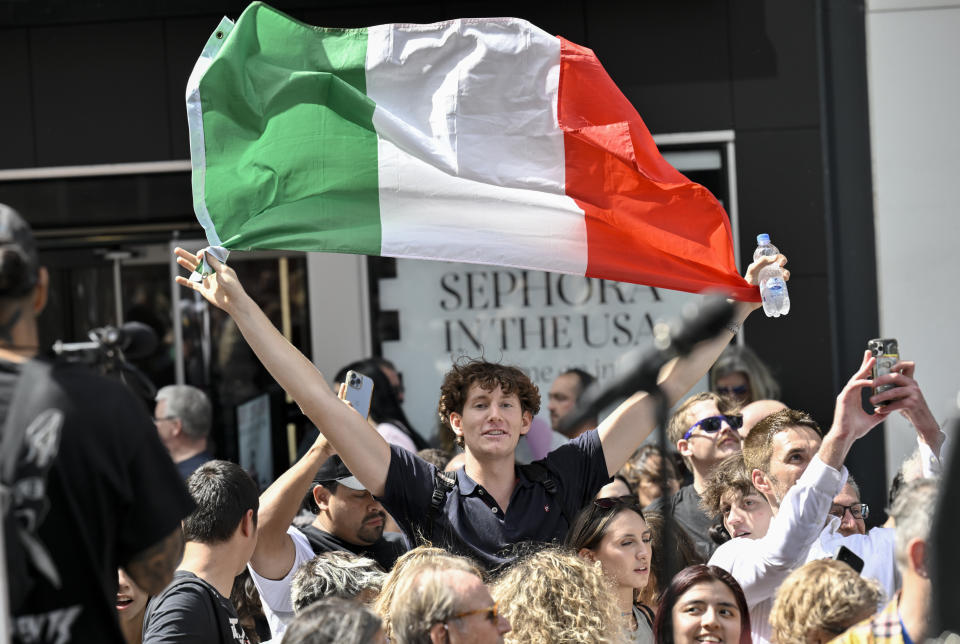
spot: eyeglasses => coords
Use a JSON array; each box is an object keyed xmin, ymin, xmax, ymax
[
  {"xmin": 152, "ymin": 416, "xmax": 176, "ymax": 424},
  {"xmin": 682, "ymin": 415, "xmax": 743, "ymax": 441},
  {"xmin": 829, "ymin": 503, "xmax": 869, "ymax": 521},
  {"xmin": 449, "ymin": 601, "xmax": 500, "ymax": 624},
  {"xmin": 716, "ymin": 385, "xmax": 749, "ymax": 397}
]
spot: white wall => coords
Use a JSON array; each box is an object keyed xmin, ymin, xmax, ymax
[
  {"xmin": 306, "ymin": 253, "xmax": 371, "ymax": 384},
  {"xmin": 866, "ymin": 0, "xmax": 960, "ymax": 477}
]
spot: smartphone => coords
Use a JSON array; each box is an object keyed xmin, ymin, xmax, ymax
[
  {"xmin": 342, "ymin": 370, "xmax": 374, "ymax": 420},
  {"xmin": 834, "ymin": 545, "xmax": 865, "ymax": 574},
  {"xmin": 868, "ymin": 338, "xmax": 899, "ymax": 405}
]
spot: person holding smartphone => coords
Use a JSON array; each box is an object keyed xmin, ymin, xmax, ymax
[{"xmin": 173, "ymin": 246, "xmax": 786, "ymax": 573}]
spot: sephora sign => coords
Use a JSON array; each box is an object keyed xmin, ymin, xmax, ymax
[{"xmin": 378, "ymin": 260, "xmax": 705, "ymax": 441}]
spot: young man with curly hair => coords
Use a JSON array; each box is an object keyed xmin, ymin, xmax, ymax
[{"xmin": 172, "ymin": 246, "xmax": 787, "ymax": 571}]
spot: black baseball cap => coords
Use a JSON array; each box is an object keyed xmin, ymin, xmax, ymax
[
  {"xmin": 312, "ymin": 454, "xmax": 366, "ymax": 491},
  {"xmin": 0, "ymin": 204, "xmax": 39, "ymax": 297}
]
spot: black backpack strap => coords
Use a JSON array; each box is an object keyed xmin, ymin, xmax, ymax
[
  {"xmin": 427, "ymin": 469, "xmax": 457, "ymax": 542},
  {"xmin": 518, "ymin": 462, "xmax": 573, "ymax": 526},
  {"xmin": 1, "ymin": 358, "xmax": 63, "ymax": 595}
]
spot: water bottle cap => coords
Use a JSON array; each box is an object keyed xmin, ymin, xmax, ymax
[{"xmin": 757, "ymin": 233, "xmax": 770, "ymax": 244}]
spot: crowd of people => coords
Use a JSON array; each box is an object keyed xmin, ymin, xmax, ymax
[{"xmin": 1, "ymin": 201, "xmax": 954, "ymax": 644}]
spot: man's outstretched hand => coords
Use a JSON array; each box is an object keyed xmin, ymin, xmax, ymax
[{"xmin": 174, "ymin": 247, "xmax": 247, "ymax": 315}]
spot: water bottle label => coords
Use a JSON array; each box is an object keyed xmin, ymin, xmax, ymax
[{"xmin": 765, "ymin": 277, "xmax": 785, "ymax": 292}]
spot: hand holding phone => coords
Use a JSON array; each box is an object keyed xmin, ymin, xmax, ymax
[
  {"xmin": 868, "ymin": 338, "xmax": 899, "ymax": 405},
  {"xmin": 339, "ymin": 370, "xmax": 374, "ymax": 420}
]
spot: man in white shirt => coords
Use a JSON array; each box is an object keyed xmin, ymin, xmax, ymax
[{"xmin": 708, "ymin": 352, "xmax": 946, "ymax": 644}]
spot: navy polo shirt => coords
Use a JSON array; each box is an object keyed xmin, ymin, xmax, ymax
[{"xmin": 377, "ymin": 429, "xmax": 611, "ymax": 571}]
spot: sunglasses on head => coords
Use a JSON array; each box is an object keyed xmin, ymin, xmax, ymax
[
  {"xmin": 593, "ymin": 495, "xmax": 644, "ymax": 516},
  {"xmin": 682, "ymin": 414, "xmax": 743, "ymax": 441}
]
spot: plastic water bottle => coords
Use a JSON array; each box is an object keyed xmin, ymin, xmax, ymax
[{"xmin": 753, "ymin": 233, "xmax": 790, "ymax": 317}]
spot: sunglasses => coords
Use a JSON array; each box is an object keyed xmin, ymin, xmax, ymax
[
  {"xmin": 450, "ymin": 601, "xmax": 501, "ymax": 624},
  {"xmin": 717, "ymin": 385, "xmax": 749, "ymax": 397},
  {"xmin": 593, "ymin": 495, "xmax": 644, "ymax": 517},
  {"xmin": 682, "ymin": 415, "xmax": 743, "ymax": 441}
]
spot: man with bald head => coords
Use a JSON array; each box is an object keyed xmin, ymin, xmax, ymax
[{"xmin": 740, "ymin": 399, "xmax": 787, "ymax": 438}]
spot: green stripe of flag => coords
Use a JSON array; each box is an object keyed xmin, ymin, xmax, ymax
[{"xmin": 198, "ymin": 2, "xmax": 381, "ymax": 254}]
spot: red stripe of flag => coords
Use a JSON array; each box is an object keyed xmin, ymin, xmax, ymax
[{"xmin": 557, "ymin": 37, "xmax": 760, "ymax": 302}]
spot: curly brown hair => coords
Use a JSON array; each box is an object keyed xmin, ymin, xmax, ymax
[
  {"xmin": 699, "ymin": 453, "xmax": 756, "ymax": 517},
  {"xmin": 437, "ymin": 360, "xmax": 541, "ymax": 448}
]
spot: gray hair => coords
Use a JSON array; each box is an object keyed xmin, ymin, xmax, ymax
[
  {"xmin": 291, "ymin": 551, "xmax": 385, "ymax": 613},
  {"xmin": 890, "ymin": 478, "xmax": 938, "ymax": 569},
  {"xmin": 709, "ymin": 344, "xmax": 781, "ymax": 401},
  {"xmin": 156, "ymin": 385, "xmax": 212, "ymax": 440},
  {"xmin": 390, "ymin": 562, "xmax": 477, "ymax": 644},
  {"xmin": 281, "ymin": 597, "xmax": 382, "ymax": 644},
  {"xmin": 844, "ymin": 476, "xmax": 861, "ymax": 501}
]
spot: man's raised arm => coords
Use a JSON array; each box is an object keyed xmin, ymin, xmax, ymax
[
  {"xmin": 249, "ymin": 432, "xmax": 334, "ymax": 580},
  {"xmin": 597, "ymin": 253, "xmax": 788, "ymax": 476},
  {"xmin": 173, "ymin": 247, "xmax": 392, "ymax": 496}
]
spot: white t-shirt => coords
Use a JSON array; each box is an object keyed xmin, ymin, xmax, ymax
[{"xmin": 248, "ymin": 526, "xmax": 315, "ymax": 640}]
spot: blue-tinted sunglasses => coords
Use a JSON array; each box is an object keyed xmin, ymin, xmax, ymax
[{"xmin": 682, "ymin": 415, "xmax": 744, "ymax": 441}]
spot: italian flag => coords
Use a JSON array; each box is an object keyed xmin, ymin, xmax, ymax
[{"xmin": 186, "ymin": 2, "xmax": 759, "ymax": 301}]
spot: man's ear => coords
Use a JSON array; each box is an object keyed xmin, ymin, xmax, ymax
[
  {"xmin": 751, "ymin": 468, "xmax": 772, "ymax": 495},
  {"xmin": 33, "ymin": 267, "xmax": 49, "ymax": 315},
  {"xmin": 313, "ymin": 484, "xmax": 333, "ymax": 512},
  {"xmin": 677, "ymin": 439, "xmax": 692, "ymax": 458},
  {"xmin": 519, "ymin": 410, "xmax": 533, "ymax": 436},
  {"xmin": 428, "ymin": 622, "xmax": 448, "ymax": 643},
  {"xmin": 448, "ymin": 412, "xmax": 464, "ymax": 441},
  {"xmin": 240, "ymin": 509, "xmax": 256, "ymax": 538},
  {"xmin": 907, "ymin": 538, "xmax": 928, "ymax": 578}
]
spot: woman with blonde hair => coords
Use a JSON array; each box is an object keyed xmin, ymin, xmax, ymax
[
  {"xmin": 492, "ymin": 547, "xmax": 624, "ymax": 644},
  {"xmin": 769, "ymin": 558, "xmax": 883, "ymax": 644},
  {"xmin": 565, "ymin": 497, "xmax": 656, "ymax": 642}
]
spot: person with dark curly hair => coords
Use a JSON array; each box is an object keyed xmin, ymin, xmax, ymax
[{"xmin": 172, "ymin": 245, "xmax": 787, "ymax": 572}]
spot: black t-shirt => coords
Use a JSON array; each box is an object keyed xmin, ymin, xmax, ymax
[
  {"xmin": 177, "ymin": 451, "xmax": 213, "ymax": 480},
  {"xmin": 645, "ymin": 483, "xmax": 719, "ymax": 559},
  {"xmin": 4, "ymin": 358, "xmax": 195, "ymax": 644},
  {"xmin": 142, "ymin": 571, "xmax": 249, "ymax": 644},
  {"xmin": 377, "ymin": 430, "xmax": 611, "ymax": 571},
  {"xmin": 299, "ymin": 524, "xmax": 407, "ymax": 571}
]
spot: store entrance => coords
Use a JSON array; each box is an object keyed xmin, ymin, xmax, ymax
[{"xmin": 36, "ymin": 237, "xmax": 313, "ymax": 488}]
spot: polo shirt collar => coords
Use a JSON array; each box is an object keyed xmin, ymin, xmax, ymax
[{"xmin": 456, "ymin": 464, "xmax": 535, "ymax": 495}]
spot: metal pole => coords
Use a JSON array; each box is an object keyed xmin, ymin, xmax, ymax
[
  {"xmin": 0, "ymin": 506, "xmax": 11, "ymax": 644},
  {"xmin": 170, "ymin": 239, "xmax": 185, "ymax": 385}
]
